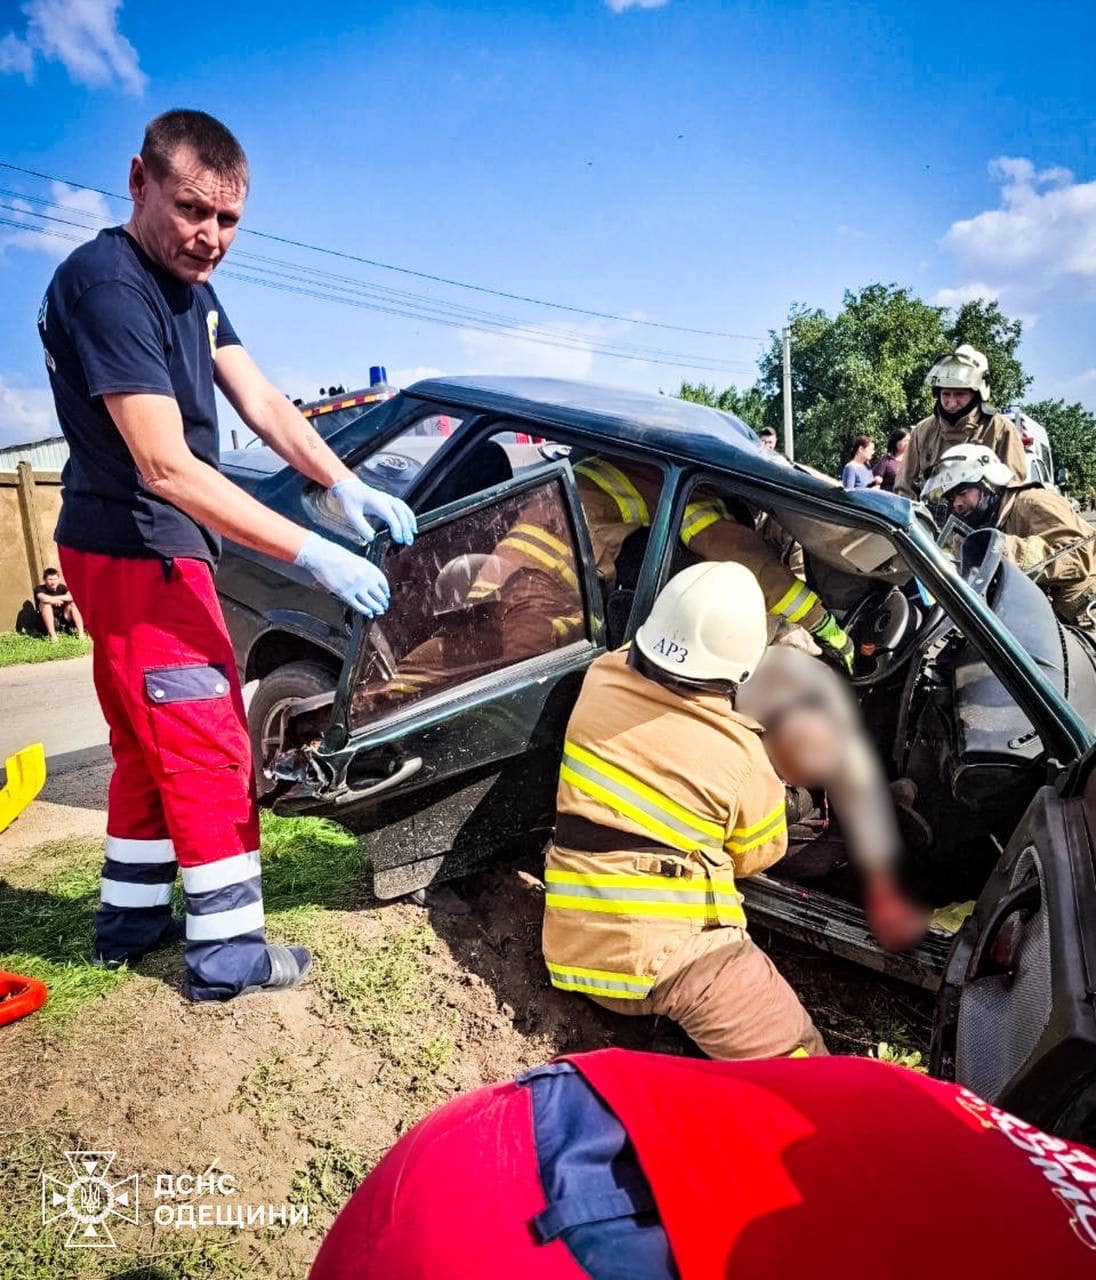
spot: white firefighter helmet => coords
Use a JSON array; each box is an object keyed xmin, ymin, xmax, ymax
[
  {"xmin": 920, "ymin": 443, "xmax": 1015, "ymax": 507},
  {"xmin": 634, "ymin": 561, "xmax": 768, "ymax": 685},
  {"xmin": 925, "ymin": 344, "xmax": 991, "ymax": 400},
  {"xmin": 434, "ymin": 552, "xmax": 495, "ymax": 614}
]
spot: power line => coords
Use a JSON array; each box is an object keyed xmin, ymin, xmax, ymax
[
  {"xmin": 1, "ymin": 209, "xmax": 759, "ymax": 374},
  {"xmin": 0, "ymin": 159, "xmax": 766, "ymax": 343}
]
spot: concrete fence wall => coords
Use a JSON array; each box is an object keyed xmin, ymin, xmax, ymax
[{"xmin": 0, "ymin": 464, "xmax": 64, "ymax": 633}]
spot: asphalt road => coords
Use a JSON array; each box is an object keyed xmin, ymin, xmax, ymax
[{"xmin": 0, "ymin": 655, "xmax": 109, "ymax": 773}]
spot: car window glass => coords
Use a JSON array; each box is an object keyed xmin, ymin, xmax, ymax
[
  {"xmin": 311, "ymin": 413, "xmax": 468, "ymax": 537},
  {"xmin": 352, "ymin": 413, "xmax": 467, "ymax": 498},
  {"xmin": 349, "ymin": 476, "xmax": 588, "ymax": 730}
]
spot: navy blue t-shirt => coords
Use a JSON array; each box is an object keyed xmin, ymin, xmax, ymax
[{"xmin": 38, "ymin": 226, "xmax": 241, "ymax": 562}]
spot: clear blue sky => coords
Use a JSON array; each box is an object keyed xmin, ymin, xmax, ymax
[{"xmin": 1, "ymin": 0, "xmax": 1094, "ymax": 447}]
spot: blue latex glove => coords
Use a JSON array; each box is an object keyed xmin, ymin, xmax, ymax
[
  {"xmin": 329, "ymin": 478, "xmax": 417, "ymax": 546},
  {"xmin": 294, "ymin": 531, "xmax": 390, "ymax": 617}
]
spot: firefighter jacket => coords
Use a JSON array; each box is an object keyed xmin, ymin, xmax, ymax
[
  {"xmin": 997, "ymin": 484, "xmax": 1096, "ymax": 624},
  {"xmin": 542, "ymin": 647, "xmax": 788, "ymax": 1002},
  {"xmin": 573, "ymin": 456, "xmax": 828, "ymax": 634},
  {"xmin": 895, "ymin": 404, "xmax": 1026, "ymax": 499},
  {"xmin": 357, "ymin": 491, "xmax": 582, "ymax": 715}
]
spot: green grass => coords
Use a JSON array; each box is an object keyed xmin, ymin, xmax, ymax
[
  {"xmin": 0, "ymin": 632, "xmax": 91, "ymax": 667},
  {"xmin": 0, "ymin": 838, "xmax": 129, "ymax": 1023},
  {"xmin": 0, "ymin": 814, "xmax": 369, "ymax": 1027},
  {"xmin": 288, "ymin": 1140, "xmax": 371, "ymax": 1226}
]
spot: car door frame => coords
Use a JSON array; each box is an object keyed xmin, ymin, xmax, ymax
[{"xmin": 272, "ymin": 458, "xmax": 609, "ymax": 894}]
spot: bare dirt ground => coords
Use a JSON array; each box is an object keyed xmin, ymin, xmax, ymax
[{"xmin": 0, "ymin": 775, "xmax": 932, "ymax": 1279}]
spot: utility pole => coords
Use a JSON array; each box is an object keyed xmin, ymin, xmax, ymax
[{"xmin": 781, "ymin": 326, "xmax": 794, "ymax": 460}]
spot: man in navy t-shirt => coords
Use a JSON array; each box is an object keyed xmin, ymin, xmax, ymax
[{"xmin": 38, "ymin": 109, "xmax": 417, "ymax": 1001}]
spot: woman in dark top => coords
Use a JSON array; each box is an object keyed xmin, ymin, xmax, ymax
[{"xmin": 873, "ymin": 428, "xmax": 910, "ymax": 493}]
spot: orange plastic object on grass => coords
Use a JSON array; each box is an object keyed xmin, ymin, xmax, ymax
[{"xmin": 0, "ymin": 971, "xmax": 48, "ymax": 1025}]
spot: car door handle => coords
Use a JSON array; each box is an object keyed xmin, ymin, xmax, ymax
[{"xmin": 334, "ymin": 756, "xmax": 423, "ymax": 806}]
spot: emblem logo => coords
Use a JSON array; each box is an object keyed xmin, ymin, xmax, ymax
[
  {"xmin": 41, "ymin": 1150, "xmax": 138, "ymax": 1248},
  {"xmin": 206, "ymin": 309, "xmax": 219, "ymax": 357}
]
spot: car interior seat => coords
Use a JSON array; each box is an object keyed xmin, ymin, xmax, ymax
[
  {"xmin": 604, "ymin": 526, "xmax": 655, "ymax": 648},
  {"xmin": 427, "ymin": 438, "xmax": 513, "ymax": 509}
]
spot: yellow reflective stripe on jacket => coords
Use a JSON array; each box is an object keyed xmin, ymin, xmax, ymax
[
  {"xmin": 512, "ymin": 522, "xmax": 571, "ymax": 559},
  {"xmin": 545, "ymin": 960, "xmax": 655, "ymax": 1000},
  {"xmin": 466, "ymin": 579, "xmax": 500, "ymax": 602},
  {"xmin": 725, "ymin": 800, "xmax": 787, "ymax": 855},
  {"xmin": 545, "ymin": 868, "xmax": 745, "ymax": 925},
  {"xmin": 771, "ymin": 580, "xmax": 821, "ymax": 624},
  {"xmin": 574, "ymin": 458, "xmax": 650, "ymax": 526},
  {"xmin": 560, "ymin": 739, "xmax": 725, "ymax": 854},
  {"xmin": 499, "ymin": 526, "xmax": 579, "ymax": 589},
  {"xmin": 551, "ymin": 612, "xmax": 584, "ymax": 641},
  {"xmin": 680, "ymin": 498, "xmax": 729, "ymax": 546}
]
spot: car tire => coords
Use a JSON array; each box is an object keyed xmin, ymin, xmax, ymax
[{"xmin": 248, "ymin": 659, "xmax": 338, "ymax": 799}]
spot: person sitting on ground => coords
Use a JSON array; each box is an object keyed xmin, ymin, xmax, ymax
[
  {"xmin": 896, "ymin": 344, "xmax": 1026, "ymax": 498},
  {"xmin": 873, "ymin": 427, "xmax": 909, "ymax": 492},
  {"xmin": 841, "ymin": 434, "xmax": 882, "ymax": 490},
  {"xmin": 34, "ymin": 567, "xmax": 85, "ymax": 642},
  {"xmin": 309, "ymin": 1048, "xmax": 1096, "ymax": 1280},
  {"xmin": 922, "ymin": 443, "xmax": 1096, "ymax": 628}
]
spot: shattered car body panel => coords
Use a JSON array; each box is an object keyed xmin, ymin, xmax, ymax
[{"xmin": 218, "ymin": 375, "xmax": 1096, "ymax": 1140}]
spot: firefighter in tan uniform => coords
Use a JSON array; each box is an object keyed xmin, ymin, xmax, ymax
[
  {"xmin": 922, "ymin": 444, "xmax": 1096, "ymax": 627},
  {"xmin": 542, "ymin": 561, "xmax": 826, "ymax": 1059},
  {"xmin": 359, "ymin": 489, "xmax": 584, "ymax": 713},
  {"xmin": 895, "ymin": 344, "xmax": 1026, "ymax": 499},
  {"xmin": 573, "ymin": 456, "xmax": 854, "ymax": 672}
]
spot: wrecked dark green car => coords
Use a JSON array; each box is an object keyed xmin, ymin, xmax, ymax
[{"xmin": 218, "ymin": 377, "xmax": 1096, "ymax": 1141}]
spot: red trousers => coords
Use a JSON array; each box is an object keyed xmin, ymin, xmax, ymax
[{"xmin": 60, "ymin": 549, "xmax": 258, "ymax": 864}]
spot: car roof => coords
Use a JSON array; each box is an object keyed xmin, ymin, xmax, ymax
[
  {"xmin": 405, "ymin": 374, "xmax": 767, "ymax": 463},
  {"xmin": 398, "ymin": 376, "xmax": 917, "ymax": 515}
]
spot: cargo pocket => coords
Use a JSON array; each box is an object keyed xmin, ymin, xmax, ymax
[
  {"xmin": 691, "ymin": 848, "xmax": 746, "ymax": 928},
  {"xmin": 143, "ymin": 664, "xmax": 247, "ymax": 775}
]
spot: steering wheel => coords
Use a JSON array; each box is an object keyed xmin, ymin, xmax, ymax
[{"xmin": 842, "ymin": 584, "xmax": 943, "ymax": 687}]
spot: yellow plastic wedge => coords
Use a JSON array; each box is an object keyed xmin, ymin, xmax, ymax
[{"xmin": 0, "ymin": 743, "xmax": 46, "ymax": 834}]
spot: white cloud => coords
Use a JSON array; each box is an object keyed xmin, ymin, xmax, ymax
[
  {"xmin": 0, "ymin": 30, "xmax": 33, "ymax": 78},
  {"xmin": 0, "ymin": 181, "xmax": 111, "ymax": 259},
  {"xmin": 0, "ymin": 0, "xmax": 146, "ymax": 94},
  {"xmin": 933, "ymin": 281, "xmax": 998, "ymax": 308},
  {"xmin": 0, "ymin": 375, "xmax": 56, "ymax": 449},
  {"xmin": 940, "ymin": 156, "xmax": 1096, "ymax": 306},
  {"xmin": 605, "ymin": 0, "xmax": 669, "ymax": 10},
  {"xmin": 457, "ymin": 326, "xmax": 595, "ymax": 380}
]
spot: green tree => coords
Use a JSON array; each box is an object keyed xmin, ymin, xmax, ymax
[
  {"xmin": 1023, "ymin": 399, "xmax": 1096, "ymax": 496},
  {"xmin": 678, "ymin": 381, "xmax": 767, "ymax": 431},
  {"xmin": 945, "ymin": 298, "xmax": 1031, "ymax": 409},
  {"xmin": 756, "ymin": 285, "xmax": 948, "ymax": 474}
]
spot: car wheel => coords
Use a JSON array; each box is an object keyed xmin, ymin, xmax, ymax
[{"xmin": 248, "ymin": 660, "xmax": 338, "ymax": 798}]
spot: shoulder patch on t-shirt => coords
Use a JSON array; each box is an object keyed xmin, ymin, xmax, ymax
[{"xmin": 206, "ymin": 309, "xmax": 219, "ymax": 358}]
